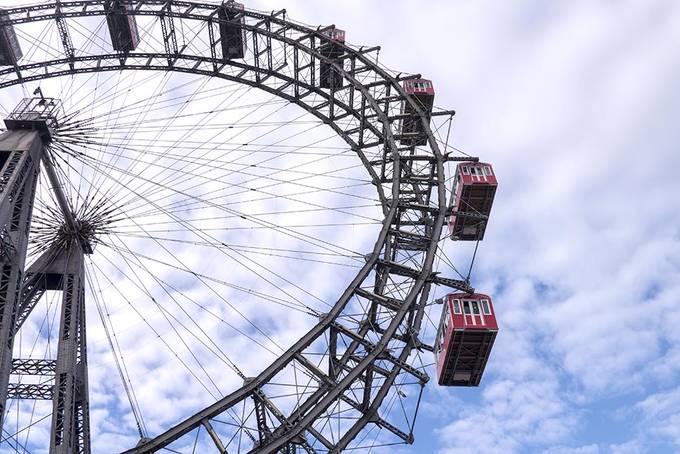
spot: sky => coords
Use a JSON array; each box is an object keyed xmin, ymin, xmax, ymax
[
  {"xmin": 295, "ymin": 0, "xmax": 680, "ymax": 453},
  {"xmin": 244, "ymin": 0, "xmax": 680, "ymax": 452},
  {"xmin": 0, "ymin": 0, "xmax": 679, "ymax": 453}
]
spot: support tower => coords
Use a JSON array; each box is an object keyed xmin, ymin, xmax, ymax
[{"xmin": 0, "ymin": 96, "xmax": 91, "ymax": 453}]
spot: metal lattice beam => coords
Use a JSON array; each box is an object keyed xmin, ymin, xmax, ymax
[
  {"xmin": 55, "ymin": 0, "xmax": 76, "ymax": 69},
  {"xmin": 7, "ymin": 383, "xmax": 54, "ymax": 400},
  {"xmin": 11, "ymin": 358, "xmax": 57, "ymax": 375}
]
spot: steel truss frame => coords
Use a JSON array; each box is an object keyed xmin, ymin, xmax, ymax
[
  {"xmin": 0, "ymin": 2, "xmax": 475, "ymax": 452},
  {"xmin": 0, "ymin": 121, "xmax": 91, "ymax": 453},
  {"xmin": 17, "ymin": 241, "xmax": 91, "ymax": 454},
  {"xmin": 0, "ymin": 129, "xmax": 43, "ymax": 439}
]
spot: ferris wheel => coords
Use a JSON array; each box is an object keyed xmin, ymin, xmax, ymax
[{"xmin": 0, "ymin": 1, "xmax": 498, "ymax": 452}]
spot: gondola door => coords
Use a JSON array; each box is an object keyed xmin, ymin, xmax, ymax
[
  {"xmin": 462, "ymin": 299, "xmax": 485, "ymax": 326},
  {"xmin": 469, "ymin": 165, "xmax": 486, "ymax": 183}
]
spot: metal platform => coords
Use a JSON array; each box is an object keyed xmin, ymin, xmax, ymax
[{"xmin": 3, "ymin": 96, "xmax": 62, "ymax": 144}]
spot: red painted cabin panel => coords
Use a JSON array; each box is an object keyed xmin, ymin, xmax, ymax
[
  {"xmin": 435, "ymin": 293, "xmax": 498, "ymax": 386},
  {"xmin": 448, "ymin": 162, "xmax": 497, "ymax": 241},
  {"xmin": 319, "ymin": 27, "xmax": 346, "ymax": 89},
  {"xmin": 218, "ymin": 1, "xmax": 247, "ymax": 60},
  {"xmin": 400, "ymin": 79, "xmax": 435, "ymax": 146}
]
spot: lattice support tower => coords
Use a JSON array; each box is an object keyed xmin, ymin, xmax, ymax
[
  {"xmin": 0, "ymin": 96, "xmax": 91, "ymax": 453},
  {"xmin": 0, "ymin": 112, "xmax": 44, "ymax": 436}
]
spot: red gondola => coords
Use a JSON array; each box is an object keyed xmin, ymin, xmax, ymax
[
  {"xmin": 400, "ymin": 79, "xmax": 435, "ymax": 146},
  {"xmin": 105, "ymin": 0, "xmax": 140, "ymax": 52},
  {"xmin": 435, "ymin": 293, "xmax": 498, "ymax": 386},
  {"xmin": 448, "ymin": 162, "xmax": 497, "ymax": 241},
  {"xmin": 0, "ymin": 9, "xmax": 22, "ymax": 66},
  {"xmin": 319, "ymin": 27, "xmax": 346, "ymax": 89},
  {"xmin": 218, "ymin": 1, "xmax": 247, "ymax": 60}
]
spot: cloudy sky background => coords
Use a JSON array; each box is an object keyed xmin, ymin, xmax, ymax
[
  {"xmin": 0, "ymin": 0, "xmax": 679, "ymax": 453},
  {"xmin": 306, "ymin": 0, "xmax": 680, "ymax": 453},
  {"xmin": 257, "ymin": 0, "xmax": 680, "ymax": 452}
]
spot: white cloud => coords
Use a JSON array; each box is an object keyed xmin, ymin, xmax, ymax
[
  {"xmin": 393, "ymin": 0, "xmax": 680, "ymax": 452},
  {"xmin": 633, "ymin": 387, "xmax": 680, "ymax": 447},
  {"xmin": 545, "ymin": 445, "xmax": 600, "ymax": 454}
]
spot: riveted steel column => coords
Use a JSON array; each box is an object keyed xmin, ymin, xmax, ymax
[
  {"xmin": 45, "ymin": 244, "xmax": 90, "ymax": 454},
  {"xmin": 0, "ymin": 128, "xmax": 43, "ymax": 437}
]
